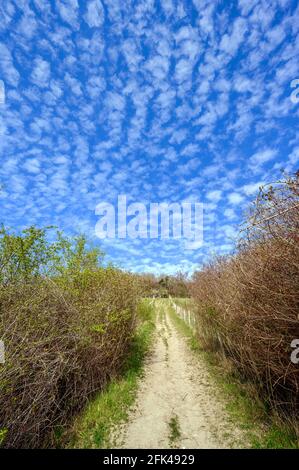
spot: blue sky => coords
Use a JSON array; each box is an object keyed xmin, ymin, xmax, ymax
[{"xmin": 0, "ymin": 0, "xmax": 298, "ymax": 275}]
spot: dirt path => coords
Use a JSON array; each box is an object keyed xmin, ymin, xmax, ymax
[{"xmin": 115, "ymin": 300, "xmax": 246, "ymax": 449}]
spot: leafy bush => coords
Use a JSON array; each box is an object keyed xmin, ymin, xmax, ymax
[{"xmin": 0, "ymin": 227, "xmax": 139, "ymax": 448}]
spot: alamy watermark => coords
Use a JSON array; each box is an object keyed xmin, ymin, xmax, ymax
[
  {"xmin": 291, "ymin": 339, "xmax": 299, "ymax": 364},
  {"xmin": 95, "ymin": 195, "xmax": 203, "ymax": 245},
  {"xmin": 290, "ymin": 79, "xmax": 299, "ymax": 104}
]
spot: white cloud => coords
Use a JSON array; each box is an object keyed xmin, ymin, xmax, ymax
[
  {"xmin": 56, "ymin": 0, "xmax": 79, "ymax": 27},
  {"xmin": 242, "ymin": 181, "xmax": 264, "ymax": 196},
  {"xmin": 0, "ymin": 0, "xmax": 295, "ymax": 273},
  {"xmin": 250, "ymin": 149, "xmax": 277, "ymax": 166},
  {"xmin": 224, "ymin": 208, "xmax": 236, "ymax": 219},
  {"xmin": 219, "ymin": 17, "xmax": 247, "ymax": 56},
  {"xmin": 175, "ymin": 58, "xmax": 193, "ymax": 83},
  {"xmin": 84, "ymin": 0, "xmax": 104, "ymax": 28},
  {"xmin": 287, "ymin": 146, "xmax": 299, "ymax": 168},
  {"xmin": 0, "ymin": 43, "xmax": 20, "ymax": 85},
  {"xmin": 23, "ymin": 158, "xmax": 41, "ymax": 174},
  {"xmin": 227, "ymin": 192, "xmax": 244, "ymax": 205},
  {"xmin": 206, "ymin": 190, "xmax": 222, "ymax": 202},
  {"xmin": 31, "ymin": 57, "xmax": 50, "ymax": 88}
]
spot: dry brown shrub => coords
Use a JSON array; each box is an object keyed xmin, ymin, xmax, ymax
[
  {"xmin": 0, "ymin": 268, "xmax": 139, "ymax": 448},
  {"xmin": 191, "ymin": 174, "xmax": 299, "ymax": 418}
]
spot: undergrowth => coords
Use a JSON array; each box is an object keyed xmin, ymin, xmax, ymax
[
  {"xmin": 167, "ymin": 300, "xmax": 299, "ymax": 449},
  {"xmin": 66, "ymin": 299, "xmax": 155, "ymax": 448}
]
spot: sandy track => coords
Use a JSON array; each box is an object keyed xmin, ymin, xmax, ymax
[{"xmin": 115, "ymin": 300, "xmax": 245, "ymax": 449}]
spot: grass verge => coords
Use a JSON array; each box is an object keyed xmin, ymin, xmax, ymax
[
  {"xmin": 65, "ymin": 299, "xmax": 155, "ymax": 448},
  {"xmin": 168, "ymin": 415, "xmax": 181, "ymax": 446},
  {"xmin": 166, "ymin": 299, "xmax": 298, "ymax": 449},
  {"xmin": 171, "ymin": 297, "xmax": 196, "ymax": 311},
  {"xmin": 168, "ymin": 414, "xmax": 181, "ymax": 446}
]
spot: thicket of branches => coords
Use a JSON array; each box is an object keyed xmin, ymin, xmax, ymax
[
  {"xmin": 191, "ymin": 174, "xmax": 299, "ymax": 423},
  {"xmin": 0, "ymin": 228, "xmax": 139, "ymax": 448},
  {"xmin": 138, "ymin": 272, "xmax": 189, "ymax": 298}
]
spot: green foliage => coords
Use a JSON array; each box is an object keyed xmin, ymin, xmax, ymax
[
  {"xmin": 0, "ymin": 429, "xmax": 8, "ymax": 445},
  {"xmin": 54, "ymin": 231, "xmax": 104, "ymax": 277},
  {"xmin": 0, "ymin": 226, "xmax": 55, "ymax": 283},
  {"xmin": 168, "ymin": 415, "xmax": 181, "ymax": 445},
  {"xmin": 90, "ymin": 324, "xmax": 106, "ymax": 334},
  {"xmin": 0, "ymin": 226, "xmax": 104, "ymax": 285}
]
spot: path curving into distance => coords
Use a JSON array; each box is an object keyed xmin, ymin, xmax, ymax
[{"xmin": 114, "ymin": 300, "xmax": 247, "ymax": 449}]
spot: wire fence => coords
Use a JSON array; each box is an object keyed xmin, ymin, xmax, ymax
[{"xmin": 170, "ymin": 298, "xmax": 197, "ymax": 331}]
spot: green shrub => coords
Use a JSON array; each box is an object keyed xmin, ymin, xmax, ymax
[{"xmin": 0, "ymin": 227, "xmax": 140, "ymax": 448}]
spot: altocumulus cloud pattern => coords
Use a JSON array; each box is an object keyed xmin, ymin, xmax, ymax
[{"xmin": 0, "ymin": 0, "xmax": 298, "ymax": 274}]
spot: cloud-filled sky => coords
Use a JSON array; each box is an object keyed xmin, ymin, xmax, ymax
[{"xmin": 0, "ymin": 0, "xmax": 298, "ymax": 274}]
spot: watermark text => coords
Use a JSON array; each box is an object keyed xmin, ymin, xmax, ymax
[{"xmin": 95, "ymin": 196, "xmax": 203, "ymax": 245}]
